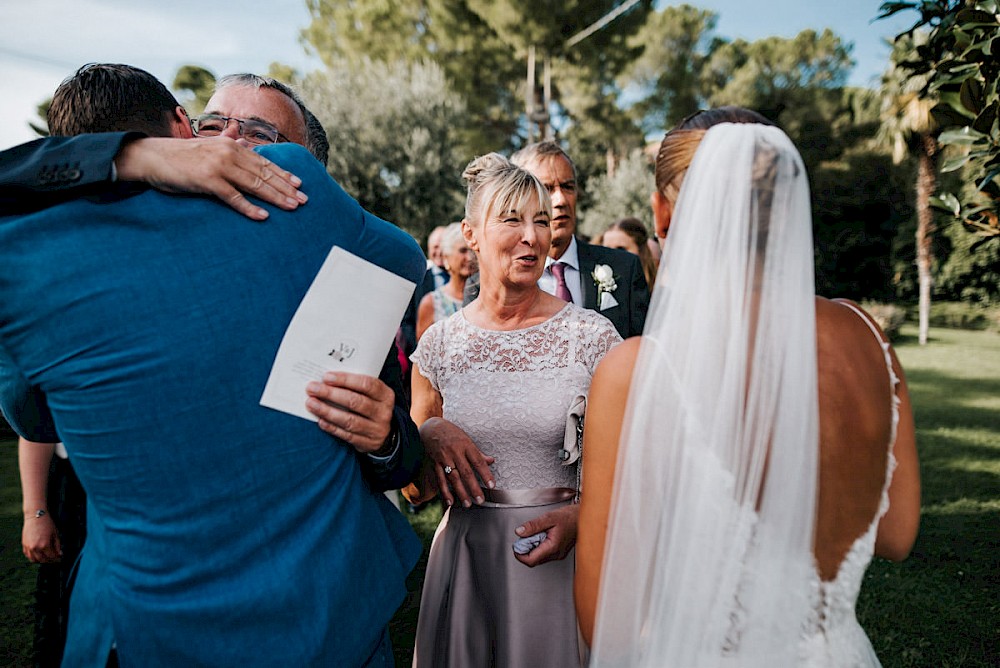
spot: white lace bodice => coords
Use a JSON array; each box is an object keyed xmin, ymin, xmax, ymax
[{"xmin": 412, "ymin": 304, "xmax": 621, "ymax": 490}]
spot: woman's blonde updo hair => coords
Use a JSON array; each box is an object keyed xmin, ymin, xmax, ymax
[
  {"xmin": 462, "ymin": 153, "xmax": 551, "ymax": 227},
  {"xmin": 655, "ymin": 106, "xmax": 774, "ymax": 204}
]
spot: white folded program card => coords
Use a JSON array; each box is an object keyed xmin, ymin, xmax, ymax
[{"xmin": 260, "ymin": 245, "xmax": 416, "ymax": 421}]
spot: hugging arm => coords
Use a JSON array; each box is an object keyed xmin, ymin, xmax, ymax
[
  {"xmin": 0, "ymin": 133, "xmax": 138, "ymax": 211},
  {"xmin": 0, "ymin": 134, "xmax": 305, "ymax": 220}
]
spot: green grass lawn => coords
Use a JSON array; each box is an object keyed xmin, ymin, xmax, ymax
[
  {"xmin": 2, "ymin": 324, "xmax": 997, "ymax": 666},
  {"xmin": 856, "ymin": 325, "xmax": 1000, "ymax": 668}
]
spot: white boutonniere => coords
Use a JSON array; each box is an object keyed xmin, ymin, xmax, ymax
[{"xmin": 592, "ymin": 264, "xmax": 619, "ymax": 311}]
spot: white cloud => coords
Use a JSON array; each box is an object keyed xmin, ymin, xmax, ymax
[{"xmin": 0, "ymin": 0, "xmax": 318, "ymax": 149}]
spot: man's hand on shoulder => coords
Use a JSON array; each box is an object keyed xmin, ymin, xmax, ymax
[{"xmin": 114, "ymin": 136, "xmax": 308, "ymax": 221}]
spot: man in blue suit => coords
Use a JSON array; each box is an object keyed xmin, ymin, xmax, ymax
[{"xmin": 1, "ymin": 64, "xmax": 425, "ymax": 666}]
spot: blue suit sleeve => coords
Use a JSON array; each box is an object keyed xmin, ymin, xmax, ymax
[
  {"xmin": 0, "ymin": 132, "xmax": 144, "ymax": 214},
  {"xmin": 357, "ymin": 346, "xmax": 423, "ymax": 492},
  {"xmin": 0, "ymin": 343, "xmax": 58, "ymax": 442}
]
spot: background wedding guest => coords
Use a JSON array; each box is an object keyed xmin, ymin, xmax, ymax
[
  {"xmin": 426, "ymin": 225, "xmax": 452, "ymax": 290},
  {"xmin": 392, "ymin": 153, "xmax": 621, "ymax": 667},
  {"xmin": 399, "ymin": 224, "xmax": 456, "ymax": 381},
  {"xmin": 0, "ymin": 63, "xmax": 426, "ymax": 666},
  {"xmin": 416, "ymin": 222, "xmax": 477, "ymax": 340},
  {"xmin": 575, "ymin": 109, "xmax": 920, "ymax": 666},
  {"xmin": 464, "ymin": 142, "xmax": 650, "ymax": 339},
  {"xmin": 19, "ymin": 438, "xmax": 86, "ymax": 668},
  {"xmin": 600, "ymin": 216, "xmax": 659, "ymax": 291}
]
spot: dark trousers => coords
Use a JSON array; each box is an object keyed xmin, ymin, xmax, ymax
[{"xmin": 33, "ymin": 456, "xmax": 87, "ymax": 668}]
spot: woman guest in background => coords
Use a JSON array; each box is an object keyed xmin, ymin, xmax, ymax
[
  {"xmin": 406, "ymin": 153, "xmax": 621, "ymax": 667},
  {"xmin": 601, "ymin": 217, "xmax": 658, "ymax": 291},
  {"xmin": 415, "ymin": 222, "xmax": 476, "ymax": 341},
  {"xmin": 575, "ymin": 108, "xmax": 920, "ymax": 667}
]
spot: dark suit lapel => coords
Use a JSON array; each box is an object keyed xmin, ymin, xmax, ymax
[{"xmin": 577, "ymin": 241, "xmax": 598, "ymax": 309}]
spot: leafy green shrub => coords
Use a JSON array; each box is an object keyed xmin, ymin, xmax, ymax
[
  {"xmin": 906, "ymin": 301, "xmax": 1000, "ymax": 332},
  {"xmin": 860, "ymin": 301, "xmax": 908, "ymax": 340}
]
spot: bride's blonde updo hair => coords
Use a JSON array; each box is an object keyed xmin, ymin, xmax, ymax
[
  {"xmin": 655, "ymin": 106, "xmax": 774, "ymax": 204},
  {"xmin": 462, "ymin": 152, "xmax": 551, "ymax": 227}
]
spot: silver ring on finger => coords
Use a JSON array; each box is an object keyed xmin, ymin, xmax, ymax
[{"xmin": 443, "ymin": 465, "xmax": 455, "ymax": 475}]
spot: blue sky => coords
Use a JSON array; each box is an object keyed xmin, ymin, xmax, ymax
[{"xmin": 0, "ymin": 0, "xmax": 915, "ymax": 150}]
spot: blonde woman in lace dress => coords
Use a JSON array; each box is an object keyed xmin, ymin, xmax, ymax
[
  {"xmin": 406, "ymin": 153, "xmax": 621, "ymax": 667},
  {"xmin": 575, "ymin": 108, "xmax": 921, "ymax": 666}
]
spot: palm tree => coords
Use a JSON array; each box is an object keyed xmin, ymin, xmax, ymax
[{"xmin": 878, "ymin": 36, "xmax": 938, "ymax": 345}]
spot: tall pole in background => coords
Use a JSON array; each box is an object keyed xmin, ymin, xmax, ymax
[
  {"xmin": 526, "ymin": 45, "xmax": 536, "ymax": 142},
  {"xmin": 542, "ymin": 54, "xmax": 552, "ymax": 140},
  {"xmin": 526, "ymin": 46, "xmax": 551, "ymax": 142},
  {"xmin": 525, "ymin": 0, "xmax": 643, "ymax": 142}
]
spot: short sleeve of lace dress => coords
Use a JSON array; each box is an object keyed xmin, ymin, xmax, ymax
[{"xmin": 410, "ymin": 317, "xmax": 447, "ymax": 392}]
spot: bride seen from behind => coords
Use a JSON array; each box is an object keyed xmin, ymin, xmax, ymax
[{"xmin": 575, "ymin": 107, "xmax": 920, "ymax": 666}]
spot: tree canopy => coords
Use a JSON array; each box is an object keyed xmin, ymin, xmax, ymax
[
  {"xmin": 140, "ymin": 0, "xmax": 989, "ymax": 308},
  {"xmin": 300, "ymin": 58, "xmax": 468, "ymax": 241},
  {"xmin": 879, "ymin": 0, "xmax": 1000, "ymax": 246}
]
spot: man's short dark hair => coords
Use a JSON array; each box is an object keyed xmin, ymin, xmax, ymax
[
  {"xmin": 48, "ymin": 63, "xmax": 180, "ymax": 137},
  {"xmin": 302, "ymin": 108, "xmax": 330, "ymax": 168}
]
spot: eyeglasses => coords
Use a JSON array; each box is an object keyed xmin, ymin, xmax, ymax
[{"xmin": 192, "ymin": 114, "xmax": 290, "ymax": 145}]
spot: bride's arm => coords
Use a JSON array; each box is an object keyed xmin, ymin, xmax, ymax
[
  {"xmin": 875, "ymin": 343, "xmax": 920, "ymax": 561},
  {"xmin": 575, "ymin": 338, "xmax": 640, "ymax": 646}
]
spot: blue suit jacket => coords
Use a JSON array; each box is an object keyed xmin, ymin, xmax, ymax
[
  {"xmin": 0, "ymin": 143, "xmax": 425, "ymax": 666},
  {"xmin": 0, "ymin": 132, "xmax": 422, "ymax": 492}
]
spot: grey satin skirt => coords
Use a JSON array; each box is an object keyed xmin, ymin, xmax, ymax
[{"xmin": 412, "ymin": 493, "xmax": 581, "ymax": 668}]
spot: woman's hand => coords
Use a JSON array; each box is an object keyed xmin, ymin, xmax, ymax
[
  {"xmin": 419, "ymin": 417, "xmax": 495, "ymax": 508},
  {"xmin": 513, "ymin": 504, "xmax": 579, "ymax": 568},
  {"xmin": 115, "ymin": 136, "xmax": 307, "ymax": 221},
  {"xmin": 22, "ymin": 514, "xmax": 61, "ymax": 563}
]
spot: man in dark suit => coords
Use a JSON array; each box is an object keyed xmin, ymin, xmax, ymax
[
  {"xmin": 425, "ymin": 224, "xmax": 451, "ymax": 290},
  {"xmin": 513, "ymin": 141, "xmax": 650, "ymax": 338},
  {"xmin": 463, "ymin": 142, "xmax": 649, "ymax": 338},
  {"xmin": 1, "ymin": 64, "xmax": 424, "ymax": 666}
]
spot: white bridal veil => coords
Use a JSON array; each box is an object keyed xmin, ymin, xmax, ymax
[{"xmin": 590, "ymin": 124, "xmax": 818, "ymax": 666}]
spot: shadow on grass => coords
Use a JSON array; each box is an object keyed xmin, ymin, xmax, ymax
[
  {"xmin": 906, "ymin": 369, "xmax": 1000, "ymax": 430},
  {"xmin": 859, "ymin": 509, "xmax": 1000, "ymax": 668}
]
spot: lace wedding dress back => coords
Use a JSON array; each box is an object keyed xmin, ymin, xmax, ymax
[{"xmin": 798, "ymin": 300, "xmax": 902, "ymax": 668}]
